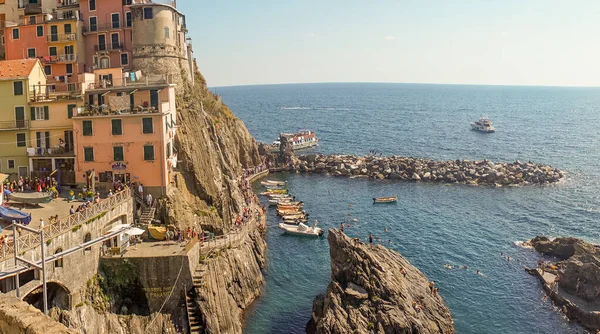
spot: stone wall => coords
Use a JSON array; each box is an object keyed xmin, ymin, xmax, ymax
[
  {"xmin": 0, "ymin": 294, "xmax": 76, "ymax": 334},
  {"xmin": 0, "ymin": 196, "xmax": 134, "ymax": 306}
]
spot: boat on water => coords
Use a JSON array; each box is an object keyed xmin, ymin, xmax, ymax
[
  {"xmin": 266, "ymin": 189, "xmax": 288, "ymax": 194},
  {"xmin": 470, "ymin": 116, "xmax": 496, "ymax": 133},
  {"xmin": 269, "ymin": 130, "xmax": 319, "ymax": 153},
  {"xmin": 281, "ymin": 213, "xmax": 308, "ymax": 220},
  {"xmin": 278, "ymin": 221, "xmax": 323, "ymax": 237},
  {"xmin": 261, "ymin": 180, "xmax": 287, "ymax": 186},
  {"xmin": 277, "ymin": 208, "xmax": 305, "ymax": 216},
  {"xmin": 373, "ymin": 196, "xmax": 398, "ymax": 204},
  {"xmin": 263, "ymin": 184, "xmax": 285, "ymax": 190},
  {"xmin": 282, "ymin": 218, "xmax": 309, "ymax": 224}
]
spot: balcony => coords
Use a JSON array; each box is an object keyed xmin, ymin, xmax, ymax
[
  {"xmin": 76, "ymin": 104, "xmax": 168, "ymax": 118},
  {"xmin": 27, "ymin": 147, "xmax": 75, "ymax": 157},
  {"xmin": 83, "ymin": 22, "xmax": 132, "ymax": 34},
  {"xmin": 30, "ymin": 91, "xmax": 80, "ymax": 103},
  {"xmin": 58, "ymin": 0, "xmax": 79, "ymax": 7},
  {"xmin": 86, "ymin": 74, "xmax": 171, "ymax": 90},
  {"xmin": 0, "ymin": 120, "xmax": 29, "ymax": 131},
  {"xmin": 48, "ymin": 33, "xmax": 78, "ymax": 43},
  {"xmin": 42, "ymin": 54, "xmax": 78, "ymax": 63},
  {"xmin": 94, "ymin": 43, "xmax": 124, "ymax": 52}
]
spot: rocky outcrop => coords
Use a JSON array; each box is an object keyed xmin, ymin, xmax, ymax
[
  {"xmin": 308, "ymin": 229, "xmax": 454, "ymax": 334},
  {"xmin": 527, "ymin": 236, "xmax": 600, "ymax": 331},
  {"xmin": 0, "ymin": 294, "xmax": 77, "ymax": 334},
  {"xmin": 194, "ymin": 224, "xmax": 266, "ymax": 334},
  {"xmin": 50, "ymin": 305, "xmax": 176, "ymax": 334},
  {"xmin": 290, "ymin": 154, "xmax": 563, "ymax": 186}
]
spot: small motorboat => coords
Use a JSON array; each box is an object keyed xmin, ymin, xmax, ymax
[
  {"xmin": 267, "ymin": 189, "xmax": 288, "ymax": 194},
  {"xmin": 277, "ymin": 209, "xmax": 305, "ymax": 216},
  {"xmin": 470, "ymin": 116, "xmax": 496, "ymax": 133},
  {"xmin": 263, "ymin": 180, "xmax": 287, "ymax": 186},
  {"xmin": 281, "ymin": 213, "xmax": 308, "ymax": 220},
  {"xmin": 373, "ymin": 196, "xmax": 398, "ymax": 204},
  {"xmin": 263, "ymin": 184, "xmax": 286, "ymax": 190},
  {"xmin": 267, "ymin": 193, "xmax": 291, "ymax": 198},
  {"xmin": 277, "ymin": 203, "xmax": 304, "ymax": 209},
  {"xmin": 278, "ymin": 220, "xmax": 323, "ymax": 237},
  {"xmin": 282, "ymin": 218, "xmax": 308, "ymax": 224}
]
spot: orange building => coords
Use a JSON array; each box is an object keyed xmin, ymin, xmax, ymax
[
  {"xmin": 73, "ymin": 67, "xmax": 177, "ymax": 196},
  {"xmin": 4, "ymin": 7, "xmax": 85, "ymax": 93}
]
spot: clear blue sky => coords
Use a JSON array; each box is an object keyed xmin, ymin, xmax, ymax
[{"xmin": 178, "ymin": 0, "xmax": 600, "ymax": 87}]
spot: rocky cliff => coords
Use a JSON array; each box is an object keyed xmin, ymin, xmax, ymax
[
  {"xmin": 161, "ymin": 62, "xmax": 262, "ymax": 234},
  {"xmin": 527, "ymin": 236, "xmax": 600, "ymax": 330},
  {"xmin": 308, "ymin": 229, "xmax": 454, "ymax": 334}
]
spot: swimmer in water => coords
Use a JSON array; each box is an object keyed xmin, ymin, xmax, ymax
[
  {"xmin": 346, "ymin": 223, "xmax": 350, "ymax": 228},
  {"xmin": 384, "ymin": 227, "xmax": 388, "ymax": 233},
  {"xmin": 476, "ymin": 270, "xmax": 481, "ymax": 275},
  {"xmin": 461, "ymin": 265, "xmax": 468, "ymax": 269},
  {"xmin": 444, "ymin": 264, "xmax": 452, "ymax": 269}
]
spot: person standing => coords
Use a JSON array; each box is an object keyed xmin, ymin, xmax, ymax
[
  {"xmin": 369, "ymin": 233, "xmax": 373, "ymax": 248},
  {"xmin": 40, "ymin": 218, "xmax": 45, "ymax": 229},
  {"xmin": 138, "ymin": 183, "xmax": 144, "ymax": 199},
  {"xmin": 340, "ymin": 223, "xmax": 344, "ymax": 232}
]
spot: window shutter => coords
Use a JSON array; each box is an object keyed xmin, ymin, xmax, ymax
[
  {"xmin": 36, "ymin": 132, "xmax": 41, "ymax": 148},
  {"xmin": 67, "ymin": 105, "xmax": 74, "ymax": 119},
  {"xmin": 44, "ymin": 106, "xmax": 49, "ymax": 120},
  {"xmin": 30, "ymin": 107, "xmax": 36, "ymax": 120},
  {"xmin": 45, "ymin": 132, "xmax": 50, "ymax": 148}
]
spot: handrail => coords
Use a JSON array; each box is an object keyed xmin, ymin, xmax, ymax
[{"xmin": 0, "ymin": 188, "xmax": 132, "ymax": 261}]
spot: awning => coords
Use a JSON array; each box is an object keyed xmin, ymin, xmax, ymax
[
  {"xmin": 0, "ymin": 206, "xmax": 31, "ymax": 225},
  {"xmin": 125, "ymin": 227, "xmax": 145, "ymax": 236},
  {"xmin": 107, "ymin": 224, "xmax": 131, "ymax": 233}
]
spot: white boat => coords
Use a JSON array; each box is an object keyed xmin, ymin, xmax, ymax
[
  {"xmin": 278, "ymin": 221, "xmax": 323, "ymax": 236},
  {"xmin": 471, "ymin": 116, "xmax": 496, "ymax": 133},
  {"xmin": 270, "ymin": 130, "xmax": 319, "ymax": 153},
  {"xmin": 262, "ymin": 180, "xmax": 287, "ymax": 186}
]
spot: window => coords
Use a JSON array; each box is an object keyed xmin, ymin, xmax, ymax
[
  {"xmin": 164, "ymin": 27, "xmax": 169, "ymax": 39},
  {"xmin": 8, "ymin": 160, "xmax": 15, "ymax": 169},
  {"xmin": 49, "ymin": 25, "xmax": 57, "ymax": 41},
  {"xmin": 64, "ymin": 24, "xmax": 72, "ymax": 34},
  {"xmin": 49, "ymin": 46, "xmax": 57, "ymax": 56},
  {"xmin": 142, "ymin": 118, "xmax": 153, "ymax": 134},
  {"xmin": 44, "ymin": 65, "xmax": 51, "ymax": 75},
  {"xmin": 13, "ymin": 81, "xmax": 23, "ymax": 95},
  {"xmin": 89, "ymin": 0, "xmax": 96, "ymax": 11},
  {"xmin": 27, "ymin": 48, "xmax": 35, "ymax": 58},
  {"xmin": 16, "ymin": 133, "xmax": 26, "ymax": 147},
  {"xmin": 54, "ymin": 248, "xmax": 63, "ymax": 268},
  {"xmin": 67, "ymin": 104, "xmax": 76, "ymax": 119},
  {"xmin": 36, "ymin": 131, "xmax": 50, "ymax": 149},
  {"xmin": 84, "ymin": 147, "xmax": 94, "ymax": 161},
  {"xmin": 126, "ymin": 12, "xmax": 132, "ymax": 27},
  {"xmin": 31, "ymin": 106, "xmax": 49, "ymax": 120},
  {"xmin": 111, "ymin": 33, "xmax": 119, "ymax": 49},
  {"xmin": 89, "ymin": 17, "xmax": 97, "ymax": 32},
  {"xmin": 120, "ymin": 53, "xmax": 128, "ymax": 66},
  {"xmin": 36, "ymin": 26, "xmax": 43, "ymax": 37},
  {"xmin": 113, "ymin": 146, "xmax": 124, "ymax": 161},
  {"xmin": 143, "ymin": 7, "xmax": 153, "ymax": 19},
  {"xmin": 111, "ymin": 119, "xmax": 122, "ymax": 135},
  {"xmin": 66, "ymin": 63, "xmax": 73, "ymax": 74},
  {"xmin": 29, "ymin": 16, "xmax": 36, "ymax": 24},
  {"xmin": 98, "ymin": 34, "xmax": 106, "ymax": 51},
  {"xmin": 82, "ymin": 120, "xmax": 93, "ymax": 136},
  {"xmin": 83, "ymin": 233, "xmax": 92, "ymax": 252},
  {"xmin": 143, "ymin": 145, "xmax": 154, "ymax": 161},
  {"xmin": 111, "ymin": 13, "xmax": 120, "ymax": 29},
  {"xmin": 12, "ymin": 28, "xmax": 19, "ymax": 40},
  {"xmin": 167, "ymin": 142, "xmax": 172, "ymax": 157}
]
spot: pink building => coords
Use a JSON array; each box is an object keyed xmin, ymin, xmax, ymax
[
  {"xmin": 73, "ymin": 67, "xmax": 177, "ymax": 196},
  {"xmin": 79, "ymin": 0, "xmax": 134, "ymax": 72}
]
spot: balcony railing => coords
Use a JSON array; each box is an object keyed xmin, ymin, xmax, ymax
[
  {"xmin": 31, "ymin": 91, "xmax": 79, "ymax": 102},
  {"xmin": 94, "ymin": 43, "xmax": 124, "ymax": 52},
  {"xmin": 41, "ymin": 54, "xmax": 77, "ymax": 63},
  {"xmin": 83, "ymin": 22, "xmax": 132, "ymax": 33},
  {"xmin": 0, "ymin": 120, "xmax": 29, "ymax": 131},
  {"xmin": 86, "ymin": 74, "xmax": 171, "ymax": 90},
  {"xmin": 27, "ymin": 146, "xmax": 75, "ymax": 157},
  {"xmin": 58, "ymin": 0, "xmax": 79, "ymax": 7},
  {"xmin": 48, "ymin": 33, "xmax": 78, "ymax": 43}
]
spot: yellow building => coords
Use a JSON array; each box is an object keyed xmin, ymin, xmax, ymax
[{"xmin": 0, "ymin": 58, "xmax": 46, "ymax": 179}]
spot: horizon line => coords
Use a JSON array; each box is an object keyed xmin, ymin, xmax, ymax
[{"xmin": 209, "ymin": 81, "xmax": 600, "ymax": 89}]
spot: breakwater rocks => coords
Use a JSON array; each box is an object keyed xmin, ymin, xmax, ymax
[
  {"xmin": 307, "ymin": 229, "xmax": 455, "ymax": 334},
  {"xmin": 292, "ymin": 154, "xmax": 563, "ymax": 186},
  {"xmin": 526, "ymin": 236, "xmax": 600, "ymax": 331}
]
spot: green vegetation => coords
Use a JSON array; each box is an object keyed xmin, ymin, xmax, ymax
[
  {"xmin": 367, "ymin": 322, "xmax": 375, "ymax": 330},
  {"xmin": 84, "ymin": 212, "xmax": 107, "ymax": 225},
  {"xmin": 45, "ymin": 239, "xmax": 52, "ymax": 246},
  {"xmin": 72, "ymin": 225, "xmax": 82, "ymax": 232}
]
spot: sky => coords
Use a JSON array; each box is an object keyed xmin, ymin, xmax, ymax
[{"xmin": 179, "ymin": 0, "xmax": 600, "ymax": 87}]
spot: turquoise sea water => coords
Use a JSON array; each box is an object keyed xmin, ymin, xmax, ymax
[{"xmin": 214, "ymin": 83, "xmax": 600, "ymax": 333}]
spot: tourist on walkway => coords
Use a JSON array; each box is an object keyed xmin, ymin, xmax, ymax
[
  {"xmin": 138, "ymin": 183, "xmax": 144, "ymax": 199},
  {"xmin": 39, "ymin": 218, "xmax": 45, "ymax": 229},
  {"xmin": 340, "ymin": 223, "xmax": 344, "ymax": 232},
  {"xmin": 369, "ymin": 233, "xmax": 373, "ymax": 248},
  {"xmin": 69, "ymin": 205, "xmax": 75, "ymax": 215},
  {"xmin": 146, "ymin": 193, "xmax": 153, "ymax": 206}
]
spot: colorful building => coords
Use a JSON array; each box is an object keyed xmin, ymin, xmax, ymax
[
  {"xmin": 73, "ymin": 67, "xmax": 177, "ymax": 196},
  {"xmin": 0, "ymin": 59, "xmax": 46, "ymax": 179},
  {"xmin": 79, "ymin": 0, "xmax": 134, "ymax": 72},
  {"xmin": 4, "ymin": 8, "xmax": 85, "ymax": 93}
]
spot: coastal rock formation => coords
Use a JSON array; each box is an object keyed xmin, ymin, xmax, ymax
[
  {"xmin": 0, "ymin": 294, "xmax": 77, "ymax": 334},
  {"xmin": 527, "ymin": 236, "xmax": 600, "ymax": 331},
  {"xmin": 307, "ymin": 229, "xmax": 454, "ymax": 334},
  {"xmin": 194, "ymin": 226, "xmax": 266, "ymax": 334},
  {"xmin": 291, "ymin": 154, "xmax": 563, "ymax": 186}
]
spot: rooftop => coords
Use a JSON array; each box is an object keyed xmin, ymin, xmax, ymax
[{"xmin": 0, "ymin": 59, "xmax": 39, "ymax": 80}]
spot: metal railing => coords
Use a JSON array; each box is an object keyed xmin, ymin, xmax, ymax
[
  {"xmin": 0, "ymin": 120, "xmax": 29, "ymax": 131},
  {"xmin": 43, "ymin": 54, "xmax": 77, "ymax": 63},
  {"xmin": 58, "ymin": 0, "xmax": 79, "ymax": 6},
  {"xmin": 83, "ymin": 22, "xmax": 132, "ymax": 33},
  {"xmin": 48, "ymin": 33, "xmax": 77, "ymax": 43},
  {"xmin": 94, "ymin": 43, "xmax": 124, "ymax": 52},
  {"xmin": 0, "ymin": 188, "xmax": 132, "ymax": 261}
]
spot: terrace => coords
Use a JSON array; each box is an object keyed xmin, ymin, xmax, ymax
[{"xmin": 0, "ymin": 121, "xmax": 29, "ymax": 131}]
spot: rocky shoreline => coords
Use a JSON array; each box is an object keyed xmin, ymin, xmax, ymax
[
  {"xmin": 283, "ymin": 154, "xmax": 564, "ymax": 186},
  {"xmin": 525, "ymin": 236, "xmax": 600, "ymax": 331},
  {"xmin": 307, "ymin": 229, "xmax": 455, "ymax": 334}
]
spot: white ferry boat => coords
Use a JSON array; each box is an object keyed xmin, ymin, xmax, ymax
[
  {"xmin": 471, "ymin": 117, "xmax": 496, "ymax": 133},
  {"xmin": 270, "ymin": 130, "xmax": 319, "ymax": 152}
]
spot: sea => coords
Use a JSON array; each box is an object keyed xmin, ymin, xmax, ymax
[{"xmin": 211, "ymin": 83, "xmax": 600, "ymax": 334}]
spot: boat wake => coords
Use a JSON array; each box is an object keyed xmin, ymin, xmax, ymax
[{"xmin": 279, "ymin": 106, "xmax": 353, "ymax": 111}]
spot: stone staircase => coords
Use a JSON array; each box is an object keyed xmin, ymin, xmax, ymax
[
  {"xmin": 138, "ymin": 207, "xmax": 156, "ymax": 225},
  {"xmin": 186, "ymin": 289, "xmax": 203, "ymax": 334}
]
